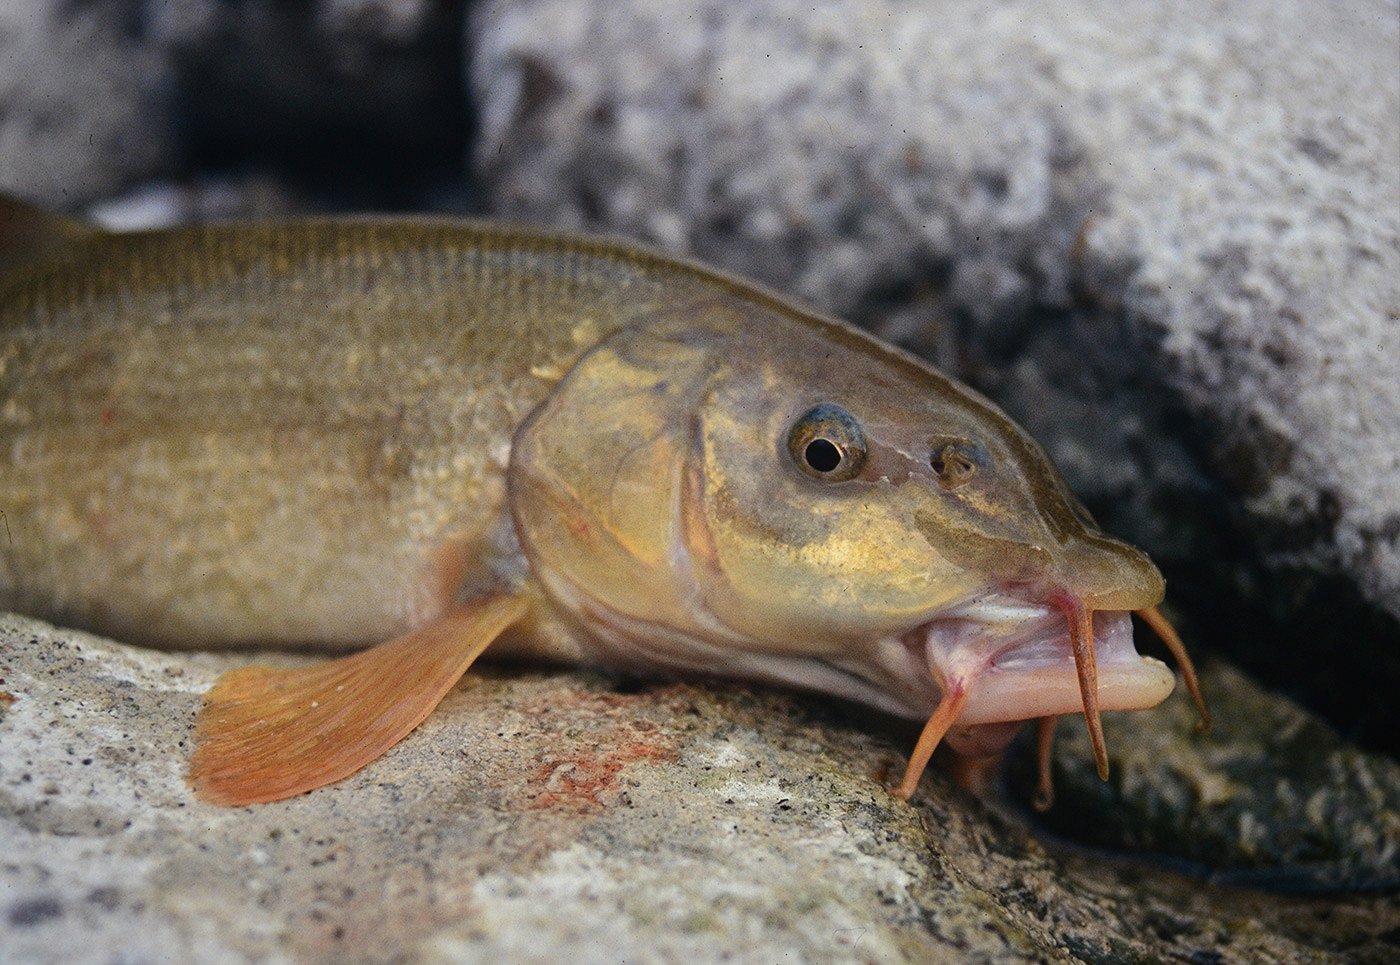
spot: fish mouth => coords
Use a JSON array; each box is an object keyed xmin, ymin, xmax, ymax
[
  {"xmin": 889, "ymin": 588, "xmax": 1209, "ymax": 801},
  {"xmin": 913, "ymin": 598, "xmax": 1174, "ymax": 728}
]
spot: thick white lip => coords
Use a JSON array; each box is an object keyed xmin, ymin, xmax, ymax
[{"xmin": 919, "ymin": 599, "xmax": 1175, "ymax": 726}]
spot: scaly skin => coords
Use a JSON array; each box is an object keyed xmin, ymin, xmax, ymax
[
  {"xmin": 1, "ymin": 208, "xmax": 1197, "ymax": 804},
  {"xmin": 0, "ymin": 219, "xmax": 725, "ymax": 649}
]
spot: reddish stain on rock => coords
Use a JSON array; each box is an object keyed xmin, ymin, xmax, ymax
[
  {"xmin": 0, "ymin": 690, "xmax": 16, "ymax": 707},
  {"xmin": 87, "ymin": 508, "xmax": 112, "ymax": 542},
  {"xmin": 513, "ymin": 685, "xmax": 682, "ymax": 813},
  {"xmin": 528, "ymin": 739, "xmax": 672, "ymax": 812}
]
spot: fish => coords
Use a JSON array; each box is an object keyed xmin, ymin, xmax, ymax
[{"xmin": 0, "ymin": 195, "xmax": 1208, "ymax": 807}]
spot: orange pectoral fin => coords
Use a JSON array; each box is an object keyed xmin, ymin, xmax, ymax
[{"xmin": 189, "ymin": 592, "xmax": 528, "ymax": 806}]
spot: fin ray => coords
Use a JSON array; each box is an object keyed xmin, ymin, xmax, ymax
[{"xmin": 190, "ymin": 593, "xmax": 527, "ymax": 805}]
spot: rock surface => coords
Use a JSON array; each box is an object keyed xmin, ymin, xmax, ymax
[
  {"xmin": 0, "ymin": 1, "xmax": 174, "ymax": 206},
  {"xmin": 2, "ymin": 614, "xmax": 1398, "ymax": 963},
  {"xmin": 469, "ymin": 0, "xmax": 1400, "ymax": 746},
  {"xmin": 1009, "ymin": 662, "xmax": 1400, "ymax": 891}
]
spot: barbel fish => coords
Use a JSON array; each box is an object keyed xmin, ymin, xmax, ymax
[{"xmin": 0, "ymin": 196, "xmax": 1206, "ymax": 807}]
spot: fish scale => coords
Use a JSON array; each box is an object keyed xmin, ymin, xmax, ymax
[
  {"xmin": 0, "ymin": 196, "xmax": 1205, "ymax": 806},
  {"xmin": 0, "ymin": 218, "xmax": 716, "ymax": 650}
]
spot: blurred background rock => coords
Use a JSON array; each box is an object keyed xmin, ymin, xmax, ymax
[
  {"xmin": 2, "ymin": 0, "xmax": 472, "ymax": 215},
  {"xmin": 2, "ymin": 0, "xmax": 1398, "ymax": 959}
]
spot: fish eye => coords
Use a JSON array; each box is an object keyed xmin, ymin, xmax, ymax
[
  {"xmin": 929, "ymin": 438, "xmax": 980, "ymax": 489},
  {"xmin": 787, "ymin": 404, "xmax": 867, "ymax": 482}
]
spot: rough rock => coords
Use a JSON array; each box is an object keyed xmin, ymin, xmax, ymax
[
  {"xmin": 1009, "ymin": 662, "xmax": 1400, "ymax": 891},
  {"xmin": 3, "ymin": 614, "xmax": 1398, "ymax": 963},
  {"xmin": 468, "ymin": 0, "xmax": 1400, "ymax": 746},
  {"xmin": 0, "ymin": 1, "xmax": 175, "ymax": 207}
]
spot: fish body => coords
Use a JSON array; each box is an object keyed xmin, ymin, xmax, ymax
[
  {"xmin": 0, "ymin": 219, "xmax": 693, "ymax": 650},
  {"xmin": 0, "ymin": 199, "xmax": 1204, "ymax": 805}
]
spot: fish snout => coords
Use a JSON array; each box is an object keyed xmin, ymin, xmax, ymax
[{"xmin": 1055, "ymin": 536, "xmax": 1165, "ymax": 612}]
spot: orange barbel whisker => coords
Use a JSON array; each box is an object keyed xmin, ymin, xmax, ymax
[
  {"xmin": 1032, "ymin": 715, "xmax": 1059, "ymax": 812},
  {"xmin": 1062, "ymin": 597, "xmax": 1110, "ymax": 780},
  {"xmin": 1134, "ymin": 604, "xmax": 1211, "ymax": 731},
  {"xmin": 893, "ymin": 680, "xmax": 969, "ymax": 801}
]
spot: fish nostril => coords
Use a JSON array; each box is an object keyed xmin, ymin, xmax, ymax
[{"xmin": 929, "ymin": 443, "xmax": 977, "ymax": 489}]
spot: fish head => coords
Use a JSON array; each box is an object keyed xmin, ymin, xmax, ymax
[{"xmin": 510, "ymin": 295, "xmax": 1176, "ymax": 744}]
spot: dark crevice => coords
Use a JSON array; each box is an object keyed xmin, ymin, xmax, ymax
[{"xmin": 169, "ymin": 1, "xmax": 476, "ymax": 212}]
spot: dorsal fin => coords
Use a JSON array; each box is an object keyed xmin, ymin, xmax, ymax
[{"xmin": 0, "ymin": 195, "xmax": 100, "ymax": 275}]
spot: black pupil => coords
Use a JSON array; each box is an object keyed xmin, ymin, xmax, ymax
[{"xmin": 805, "ymin": 438, "xmax": 842, "ymax": 473}]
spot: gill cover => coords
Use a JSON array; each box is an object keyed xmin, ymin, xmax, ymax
[{"xmin": 508, "ymin": 305, "xmax": 717, "ymax": 637}]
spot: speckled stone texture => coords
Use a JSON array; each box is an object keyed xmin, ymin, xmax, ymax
[
  {"xmin": 1010, "ymin": 662, "xmax": 1400, "ymax": 892},
  {"xmin": 470, "ymin": 0, "xmax": 1400, "ymax": 743},
  {"xmin": 2, "ymin": 614, "xmax": 1397, "ymax": 963},
  {"xmin": 0, "ymin": 1, "xmax": 173, "ymax": 206}
]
